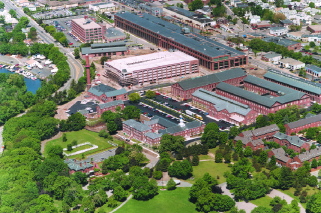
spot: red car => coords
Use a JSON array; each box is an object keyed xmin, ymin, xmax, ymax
[
  {"xmin": 69, "ymin": 43, "xmax": 73, "ymax": 45},
  {"xmin": 250, "ymin": 67, "xmax": 254, "ymax": 70}
]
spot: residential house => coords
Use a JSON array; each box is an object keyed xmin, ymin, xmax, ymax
[
  {"xmin": 64, "ymin": 159, "xmax": 99, "ymax": 174},
  {"xmin": 280, "ymin": 19, "xmax": 294, "ymax": 27},
  {"xmin": 279, "ymin": 58, "xmax": 305, "ymax": 70},
  {"xmin": 301, "ymin": 34, "xmax": 321, "ymax": 43},
  {"xmin": 284, "ymin": 114, "xmax": 321, "ymax": 135},
  {"xmin": 261, "ymin": 52, "xmax": 282, "ymax": 64},
  {"xmin": 268, "ymin": 148, "xmax": 293, "ymax": 168},
  {"xmin": 88, "ymin": 2, "xmax": 116, "ymax": 12},
  {"xmin": 263, "ymin": 37, "xmax": 301, "ymax": 50},
  {"xmin": 272, "ymin": 132, "xmax": 310, "ymax": 153},
  {"xmin": 195, "ymin": 5, "xmax": 212, "ymax": 16},
  {"xmin": 270, "ymin": 27, "xmax": 288, "ymax": 36},
  {"xmin": 305, "ymin": 65, "xmax": 321, "ymax": 77},
  {"xmin": 303, "ymin": 7, "xmax": 320, "ymax": 16}
]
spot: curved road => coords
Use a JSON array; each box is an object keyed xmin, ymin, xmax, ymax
[{"xmin": 4, "ymin": 0, "xmax": 83, "ymax": 91}]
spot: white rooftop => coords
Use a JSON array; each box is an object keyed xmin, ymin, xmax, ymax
[
  {"xmin": 106, "ymin": 51, "xmax": 198, "ymax": 73},
  {"xmin": 72, "ymin": 18, "xmax": 102, "ymax": 30}
]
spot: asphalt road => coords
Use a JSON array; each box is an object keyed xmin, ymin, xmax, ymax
[{"xmin": 4, "ymin": 0, "xmax": 83, "ymax": 91}]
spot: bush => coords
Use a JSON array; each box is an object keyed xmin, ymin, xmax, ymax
[
  {"xmin": 153, "ymin": 170, "xmax": 163, "ymax": 180},
  {"xmin": 67, "ymin": 143, "xmax": 73, "ymax": 151}
]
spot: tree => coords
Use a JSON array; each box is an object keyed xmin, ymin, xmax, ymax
[
  {"xmin": 47, "ymin": 145, "xmax": 63, "ymax": 158},
  {"xmin": 310, "ymin": 42, "xmax": 316, "ymax": 48},
  {"xmin": 307, "ymin": 192, "xmax": 321, "ymax": 213},
  {"xmin": 275, "ymin": 0, "xmax": 284, "ymax": 7},
  {"xmin": 168, "ymin": 160, "xmax": 193, "ymax": 179},
  {"xmin": 0, "ymin": 2, "xmax": 4, "ymax": 9},
  {"xmin": 100, "ymin": 56, "xmax": 108, "ymax": 65},
  {"xmin": 122, "ymin": 105, "xmax": 141, "ymax": 120},
  {"xmin": 128, "ymin": 92, "xmax": 141, "ymax": 102},
  {"xmin": 153, "ymin": 170, "xmax": 163, "ymax": 180},
  {"xmin": 62, "ymin": 133, "xmax": 67, "ymax": 142},
  {"xmin": 9, "ymin": 9, "xmax": 17, "ymax": 18},
  {"xmin": 167, "ymin": 178, "xmax": 177, "ymax": 191},
  {"xmin": 145, "ymin": 90, "xmax": 156, "ymax": 99},
  {"xmin": 72, "ymin": 171, "xmax": 88, "ymax": 185},
  {"xmin": 251, "ymin": 206, "xmax": 273, "ymax": 213},
  {"xmin": 188, "ymin": 0, "xmax": 203, "ymax": 11},
  {"xmin": 231, "ymin": 18, "xmax": 238, "ymax": 25},
  {"xmin": 312, "ymin": 158, "xmax": 318, "ymax": 169},
  {"xmin": 67, "ymin": 144, "xmax": 73, "ymax": 151},
  {"xmin": 107, "ymin": 121, "xmax": 118, "ymax": 134},
  {"xmin": 60, "ymin": 112, "xmax": 86, "ymax": 131},
  {"xmin": 73, "ymin": 48, "xmax": 80, "ymax": 59},
  {"xmin": 192, "ymin": 155, "xmax": 199, "ymax": 166},
  {"xmin": 273, "ymin": 13, "xmax": 286, "ymax": 23},
  {"xmin": 215, "ymin": 152, "xmax": 223, "ymax": 163},
  {"xmin": 159, "ymin": 134, "xmax": 185, "ymax": 153},
  {"xmin": 113, "ymin": 186, "xmax": 127, "ymax": 202},
  {"xmin": 309, "ymin": 2, "xmax": 315, "ymax": 8},
  {"xmin": 201, "ymin": 130, "xmax": 218, "ymax": 148}
]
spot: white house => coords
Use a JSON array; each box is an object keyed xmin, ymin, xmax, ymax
[
  {"xmin": 279, "ymin": 58, "xmax": 305, "ymax": 70},
  {"xmin": 25, "ymin": 59, "xmax": 37, "ymax": 68},
  {"xmin": 270, "ymin": 27, "xmax": 288, "ymax": 36},
  {"xmin": 301, "ymin": 34, "xmax": 321, "ymax": 43}
]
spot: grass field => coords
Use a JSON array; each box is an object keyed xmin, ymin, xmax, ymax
[
  {"xmin": 45, "ymin": 130, "xmax": 117, "ymax": 159},
  {"xmin": 191, "ymin": 161, "xmax": 231, "ymax": 184},
  {"xmin": 250, "ymin": 196, "xmax": 273, "ymax": 208},
  {"xmin": 116, "ymin": 188, "xmax": 197, "ymax": 213}
]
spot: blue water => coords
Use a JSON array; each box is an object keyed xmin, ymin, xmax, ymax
[{"xmin": 0, "ymin": 68, "xmax": 41, "ymax": 94}]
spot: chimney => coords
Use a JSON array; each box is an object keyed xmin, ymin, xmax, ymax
[{"xmin": 85, "ymin": 54, "xmax": 91, "ymax": 90}]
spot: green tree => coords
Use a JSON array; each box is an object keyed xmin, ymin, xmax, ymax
[
  {"xmin": 128, "ymin": 92, "xmax": 141, "ymax": 102},
  {"xmin": 312, "ymin": 158, "xmax": 318, "ymax": 169},
  {"xmin": 0, "ymin": 2, "xmax": 4, "ymax": 9},
  {"xmin": 153, "ymin": 170, "xmax": 163, "ymax": 180},
  {"xmin": 307, "ymin": 192, "xmax": 321, "ymax": 213},
  {"xmin": 122, "ymin": 105, "xmax": 141, "ymax": 120},
  {"xmin": 62, "ymin": 133, "xmax": 67, "ymax": 142},
  {"xmin": 74, "ymin": 48, "xmax": 80, "ymax": 59},
  {"xmin": 251, "ymin": 206, "xmax": 273, "ymax": 213},
  {"xmin": 309, "ymin": 2, "xmax": 315, "ymax": 8},
  {"xmin": 67, "ymin": 144, "xmax": 73, "ymax": 151},
  {"xmin": 113, "ymin": 186, "xmax": 127, "ymax": 202},
  {"xmin": 167, "ymin": 178, "xmax": 177, "ymax": 190},
  {"xmin": 145, "ymin": 90, "xmax": 156, "ymax": 99},
  {"xmin": 100, "ymin": 56, "xmax": 108, "ymax": 65},
  {"xmin": 192, "ymin": 155, "xmax": 199, "ymax": 166},
  {"xmin": 47, "ymin": 145, "xmax": 63, "ymax": 158},
  {"xmin": 168, "ymin": 160, "xmax": 193, "ymax": 179},
  {"xmin": 72, "ymin": 171, "xmax": 88, "ymax": 185},
  {"xmin": 159, "ymin": 134, "xmax": 185, "ymax": 153},
  {"xmin": 60, "ymin": 112, "xmax": 86, "ymax": 131},
  {"xmin": 107, "ymin": 121, "xmax": 118, "ymax": 134},
  {"xmin": 188, "ymin": 0, "xmax": 204, "ymax": 11},
  {"xmin": 310, "ymin": 42, "xmax": 316, "ymax": 48},
  {"xmin": 9, "ymin": 9, "xmax": 17, "ymax": 18},
  {"xmin": 275, "ymin": 0, "xmax": 284, "ymax": 7}
]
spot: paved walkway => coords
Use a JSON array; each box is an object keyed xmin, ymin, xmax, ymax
[
  {"xmin": 219, "ymin": 182, "xmax": 257, "ymax": 213},
  {"xmin": 111, "ymin": 194, "xmax": 133, "ymax": 213},
  {"xmin": 267, "ymin": 189, "xmax": 305, "ymax": 213}
]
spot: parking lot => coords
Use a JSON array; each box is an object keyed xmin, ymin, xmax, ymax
[
  {"xmin": 33, "ymin": 9, "xmax": 73, "ymax": 19},
  {"xmin": 127, "ymin": 93, "xmax": 233, "ymax": 130},
  {"xmin": 44, "ymin": 16, "xmax": 85, "ymax": 47}
]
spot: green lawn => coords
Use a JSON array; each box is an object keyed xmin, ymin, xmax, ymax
[
  {"xmin": 191, "ymin": 161, "xmax": 231, "ymax": 184},
  {"xmin": 199, "ymin": 155, "xmax": 212, "ymax": 160},
  {"xmin": 250, "ymin": 196, "xmax": 273, "ymax": 208},
  {"xmin": 116, "ymin": 188, "xmax": 197, "ymax": 213},
  {"xmin": 45, "ymin": 130, "xmax": 116, "ymax": 159}
]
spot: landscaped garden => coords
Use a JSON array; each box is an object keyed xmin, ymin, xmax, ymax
[{"xmin": 45, "ymin": 129, "xmax": 120, "ymax": 159}]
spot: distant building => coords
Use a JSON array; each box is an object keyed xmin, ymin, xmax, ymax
[
  {"xmin": 64, "ymin": 159, "xmax": 99, "ymax": 174},
  {"xmin": 115, "ymin": 12, "xmax": 247, "ymax": 71},
  {"xmin": 301, "ymin": 34, "xmax": 321, "ymax": 43},
  {"xmin": 105, "ymin": 50, "xmax": 199, "ymax": 86},
  {"xmin": 264, "ymin": 69, "xmax": 321, "ymax": 103},
  {"xmin": 269, "ymin": 27, "xmax": 288, "ymax": 36},
  {"xmin": 81, "ymin": 42, "xmax": 129, "ymax": 58},
  {"xmin": 307, "ymin": 25, "xmax": 321, "ymax": 33},
  {"xmin": 284, "ymin": 114, "xmax": 321, "ymax": 135},
  {"xmin": 123, "ymin": 116, "xmax": 205, "ymax": 145},
  {"xmin": 305, "ymin": 65, "xmax": 321, "ymax": 77},
  {"xmin": 261, "ymin": 52, "xmax": 282, "ymax": 64},
  {"xmin": 89, "ymin": 2, "xmax": 116, "ymax": 12},
  {"xmin": 278, "ymin": 58, "xmax": 305, "ymax": 70},
  {"xmin": 287, "ymin": 31, "xmax": 304, "ymax": 40},
  {"xmin": 280, "ymin": 19, "xmax": 294, "ymax": 27},
  {"xmin": 263, "ymin": 37, "xmax": 301, "ymax": 50},
  {"xmin": 268, "ymin": 148, "xmax": 293, "ymax": 168},
  {"xmin": 171, "ymin": 68, "xmax": 247, "ymax": 100},
  {"xmin": 71, "ymin": 18, "xmax": 104, "ymax": 43},
  {"xmin": 87, "ymin": 84, "xmax": 128, "ymax": 103},
  {"xmin": 192, "ymin": 89, "xmax": 259, "ymax": 125},
  {"xmin": 105, "ymin": 28, "xmax": 126, "ymax": 42}
]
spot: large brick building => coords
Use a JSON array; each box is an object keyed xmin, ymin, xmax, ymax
[
  {"xmin": 105, "ymin": 50, "xmax": 199, "ymax": 86},
  {"xmin": 123, "ymin": 116, "xmax": 205, "ymax": 145},
  {"xmin": 215, "ymin": 75, "xmax": 310, "ymax": 115},
  {"xmin": 264, "ymin": 69, "xmax": 321, "ymax": 103},
  {"xmin": 192, "ymin": 89, "xmax": 259, "ymax": 125},
  {"xmin": 114, "ymin": 12, "xmax": 247, "ymax": 71},
  {"xmin": 284, "ymin": 114, "xmax": 321, "ymax": 135},
  {"xmin": 171, "ymin": 68, "xmax": 246, "ymax": 100},
  {"xmin": 71, "ymin": 18, "xmax": 104, "ymax": 43},
  {"xmin": 263, "ymin": 37, "xmax": 302, "ymax": 51},
  {"xmin": 87, "ymin": 84, "xmax": 128, "ymax": 103}
]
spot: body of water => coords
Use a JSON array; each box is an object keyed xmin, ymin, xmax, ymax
[{"xmin": 0, "ymin": 68, "xmax": 41, "ymax": 94}]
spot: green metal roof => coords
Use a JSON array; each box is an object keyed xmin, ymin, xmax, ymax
[
  {"xmin": 178, "ymin": 68, "xmax": 246, "ymax": 90},
  {"xmin": 264, "ymin": 70, "xmax": 321, "ymax": 95}
]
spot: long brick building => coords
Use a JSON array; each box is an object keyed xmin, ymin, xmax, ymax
[
  {"xmin": 215, "ymin": 76, "xmax": 311, "ymax": 115},
  {"xmin": 171, "ymin": 68, "xmax": 246, "ymax": 100},
  {"xmin": 284, "ymin": 114, "xmax": 321, "ymax": 135},
  {"xmin": 264, "ymin": 69, "xmax": 321, "ymax": 103},
  {"xmin": 192, "ymin": 89, "xmax": 259, "ymax": 125},
  {"xmin": 87, "ymin": 84, "xmax": 128, "ymax": 103},
  {"xmin": 114, "ymin": 12, "xmax": 247, "ymax": 71},
  {"xmin": 272, "ymin": 132, "xmax": 310, "ymax": 153}
]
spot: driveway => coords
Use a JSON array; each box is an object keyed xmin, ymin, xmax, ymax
[
  {"xmin": 219, "ymin": 182, "xmax": 257, "ymax": 213},
  {"xmin": 267, "ymin": 189, "xmax": 305, "ymax": 213}
]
